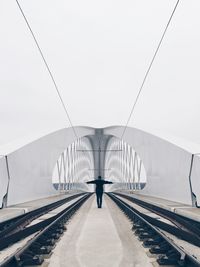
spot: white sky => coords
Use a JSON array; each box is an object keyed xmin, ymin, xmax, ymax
[{"xmin": 1, "ymin": 0, "xmax": 200, "ymax": 146}]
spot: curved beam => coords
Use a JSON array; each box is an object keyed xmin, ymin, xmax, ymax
[
  {"xmin": 104, "ymin": 126, "xmax": 195, "ymax": 205},
  {"xmin": 1, "ymin": 127, "xmax": 95, "ymax": 206}
]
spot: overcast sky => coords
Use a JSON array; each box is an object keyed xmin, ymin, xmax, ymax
[{"xmin": 1, "ymin": 0, "xmax": 200, "ymax": 146}]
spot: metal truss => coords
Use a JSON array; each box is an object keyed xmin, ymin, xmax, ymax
[{"xmin": 52, "ymin": 137, "xmax": 94, "ymax": 192}]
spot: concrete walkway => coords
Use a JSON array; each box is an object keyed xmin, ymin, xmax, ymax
[
  {"xmin": 48, "ymin": 195, "xmax": 154, "ymax": 267},
  {"xmin": 76, "ymin": 196, "xmax": 123, "ymax": 266}
]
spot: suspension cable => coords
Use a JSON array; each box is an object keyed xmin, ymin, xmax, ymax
[
  {"xmin": 15, "ymin": 0, "xmax": 78, "ymax": 138},
  {"xmin": 121, "ymin": 0, "xmax": 180, "ymax": 138}
]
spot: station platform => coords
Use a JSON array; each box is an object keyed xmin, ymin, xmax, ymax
[
  {"xmin": 0, "ymin": 191, "xmax": 82, "ymax": 223},
  {"xmin": 119, "ymin": 191, "xmax": 200, "ymax": 223},
  {"xmin": 47, "ymin": 195, "xmax": 154, "ymax": 267}
]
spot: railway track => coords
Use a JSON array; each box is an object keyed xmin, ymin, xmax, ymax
[
  {"xmin": 115, "ymin": 192, "xmax": 200, "ymax": 240},
  {"xmin": 2, "ymin": 192, "xmax": 199, "ymax": 266},
  {"xmin": 0, "ymin": 192, "xmax": 85, "ymax": 239},
  {"xmin": 0, "ymin": 193, "xmax": 92, "ymax": 267},
  {"xmin": 108, "ymin": 192, "xmax": 200, "ymax": 266}
]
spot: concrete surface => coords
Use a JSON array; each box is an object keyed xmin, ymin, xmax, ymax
[{"xmin": 47, "ymin": 195, "xmax": 154, "ymax": 267}]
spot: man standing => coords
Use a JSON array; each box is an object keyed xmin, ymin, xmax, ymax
[{"xmin": 86, "ymin": 176, "xmax": 113, "ymax": 208}]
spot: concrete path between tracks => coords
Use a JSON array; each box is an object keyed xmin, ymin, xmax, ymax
[{"xmin": 47, "ymin": 195, "xmax": 154, "ymax": 267}]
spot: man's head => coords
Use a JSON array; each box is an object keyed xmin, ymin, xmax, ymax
[{"xmin": 98, "ymin": 175, "xmax": 102, "ymax": 180}]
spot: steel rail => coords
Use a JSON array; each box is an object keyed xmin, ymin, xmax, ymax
[
  {"xmin": 112, "ymin": 193, "xmax": 200, "ymax": 246},
  {"xmin": 0, "ymin": 192, "xmax": 85, "ymax": 239},
  {"xmin": 0, "ymin": 193, "xmax": 92, "ymax": 267},
  {"xmin": 115, "ymin": 192, "xmax": 200, "ymax": 238},
  {"xmin": 108, "ymin": 193, "xmax": 200, "ymax": 266}
]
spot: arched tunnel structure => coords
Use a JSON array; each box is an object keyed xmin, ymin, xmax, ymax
[{"xmin": 0, "ymin": 126, "xmax": 200, "ymax": 207}]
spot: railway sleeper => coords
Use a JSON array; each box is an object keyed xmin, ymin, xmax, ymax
[
  {"xmin": 138, "ymin": 231, "xmax": 157, "ymax": 241},
  {"xmin": 63, "ymin": 215, "xmax": 71, "ymax": 222},
  {"xmin": 150, "ymin": 241, "xmax": 171, "ymax": 254},
  {"xmin": 132, "ymin": 222, "xmax": 146, "ymax": 230},
  {"xmin": 55, "ymin": 228, "xmax": 65, "ymax": 235},
  {"xmin": 157, "ymin": 249, "xmax": 182, "ymax": 266},
  {"xmin": 29, "ymin": 242, "xmax": 52, "ymax": 255},
  {"xmin": 143, "ymin": 235, "xmax": 164, "ymax": 247},
  {"xmin": 134, "ymin": 226, "xmax": 152, "ymax": 235},
  {"xmin": 45, "ymin": 226, "xmax": 64, "ymax": 236},
  {"xmin": 128, "ymin": 213, "xmax": 135, "ymax": 222},
  {"xmin": 50, "ymin": 232, "xmax": 61, "ymax": 240},
  {"xmin": 17, "ymin": 250, "xmax": 44, "ymax": 266},
  {"xmin": 48, "ymin": 227, "xmax": 65, "ymax": 236},
  {"xmin": 132, "ymin": 216, "xmax": 142, "ymax": 224},
  {"xmin": 37, "ymin": 235, "xmax": 56, "ymax": 246},
  {"xmin": 134, "ymin": 227, "xmax": 146, "ymax": 235}
]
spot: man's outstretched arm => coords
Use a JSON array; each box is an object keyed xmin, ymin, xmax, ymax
[
  {"xmin": 103, "ymin": 180, "xmax": 113, "ymax": 184},
  {"xmin": 86, "ymin": 180, "xmax": 96, "ymax": 184}
]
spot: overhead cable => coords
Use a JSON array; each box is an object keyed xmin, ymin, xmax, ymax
[
  {"xmin": 121, "ymin": 0, "xmax": 180, "ymax": 138},
  {"xmin": 15, "ymin": 0, "xmax": 78, "ymax": 138}
]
